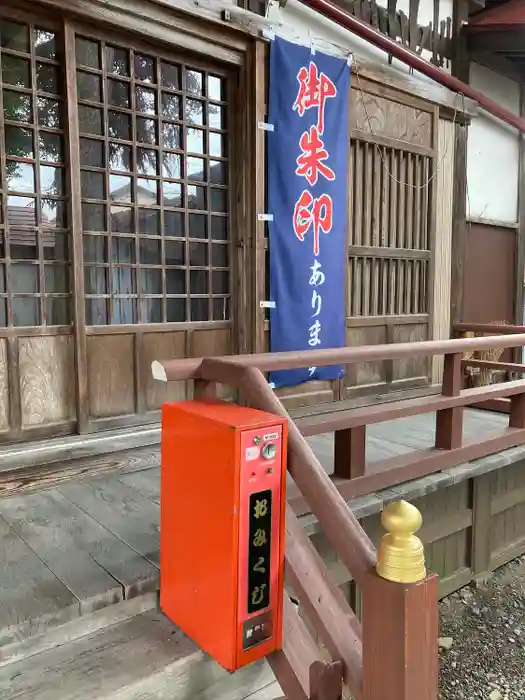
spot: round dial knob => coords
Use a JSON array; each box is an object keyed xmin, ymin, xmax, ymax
[{"xmin": 261, "ymin": 442, "xmax": 277, "ymax": 460}]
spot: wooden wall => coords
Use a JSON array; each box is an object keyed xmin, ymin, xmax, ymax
[
  {"xmin": 0, "ymin": 324, "xmax": 234, "ymax": 439},
  {"xmin": 0, "ymin": 332, "xmax": 77, "ymax": 440},
  {"xmin": 85, "ymin": 326, "xmax": 232, "ymax": 426},
  {"xmin": 19, "ymin": 335, "xmax": 76, "ymax": 428},
  {"xmin": 463, "ymin": 223, "xmax": 516, "ymax": 327}
]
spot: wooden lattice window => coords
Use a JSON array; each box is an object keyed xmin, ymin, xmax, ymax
[
  {"xmin": 75, "ymin": 35, "xmax": 230, "ymax": 326},
  {"xmin": 237, "ymin": 1, "xmax": 267, "ymax": 15},
  {"xmin": 348, "ymin": 141, "xmax": 431, "ymax": 317},
  {"xmin": 0, "ymin": 18, "xmax": 69, "ymax": 327}
]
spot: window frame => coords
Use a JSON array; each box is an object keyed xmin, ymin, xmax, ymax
[
  {"xmin": 0, "ymin": 7, "xmax": 70, "ymax": 329},
  {"xmin": 0, "ymin": 10, "xmax": 238, "ymax": 331}
]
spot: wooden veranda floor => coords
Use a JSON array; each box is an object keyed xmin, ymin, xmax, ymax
[{"xmin": 0, "ymin": 408, "xmax": 509, "ymax": 658}]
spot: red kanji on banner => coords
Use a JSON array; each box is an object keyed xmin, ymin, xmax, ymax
[
  {"xmin": 293, "ymin": 189, "xmax": 333, "ymax": 256},
  {"xmin": 293, "ymin": 62, "xmax": 337, "ymax": 134},
  {"xmin": 296, "ymin": 125, "xmax": 335, "ymax": 186}
]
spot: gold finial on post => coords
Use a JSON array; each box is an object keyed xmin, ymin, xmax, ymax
[{"xmin": 376, "ymin": 500, "xmax": 426, "ymax": 583}]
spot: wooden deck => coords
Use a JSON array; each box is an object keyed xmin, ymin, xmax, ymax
[
  {"xmin": 0, "ymin": 408, "xmax": 509, "ymax": 662},
  {"xmin": 0, "ymin": 609, "xmax": 280, "ymax": 699}
]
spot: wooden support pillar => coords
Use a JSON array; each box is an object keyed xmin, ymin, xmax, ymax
[
  {"xmin": 269, "ymin": 596, "xmax": 344, "ymax": 700},
  {"xmin": 510, "ymin": 393, "xmax": 525, "ymax": 429},
  {"xmin": 471, "ymin": 473, "xmax": 492, "ymax": 579},
  {"xmin": 513, "ymin": 80, "xmax": 525, "ymax": 363},
  {"xmin": 362, "ymin": 501, "xmax": 438, "ymax": 700},
  {"xmin": 193, "ymin": 379, "xmax": 218, "ymax": 399},
  {"xmin": 309, "ymin": 660, "xmax": 343, "ymax": 700},
  {"xmin": 334, "ymin": 426, "xmax": 366, "ymax": 479},
  {"xmin": 435, "ymin": 353, "xmax": 463, "ymax": 449},
  {"xmin": 362, "ymin": 573, "xmax": 439, "ymax": 700},
  {"xmin": 450, "ymin": 0, "xmax": 469, "ymax": 329}
]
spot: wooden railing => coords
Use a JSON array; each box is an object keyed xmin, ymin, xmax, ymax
[
  {"xmin": 456, "ymin": 322, "xmax": 525, "ymax": 414},
  {"xmin": 152, "ymin": 331, "xmax": 525, "ymax": 700}
]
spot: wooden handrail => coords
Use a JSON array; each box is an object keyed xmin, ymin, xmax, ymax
[
  {"xmin": 153, "ymin": 336, "xmax": 525, "ymax": 586},
  {"xmin": 455, "ymin": 322, "xmax": 525, "ymax": 335},
  {"xmin": 285, "ymin": 505, "xmax": 363, "ymax": 699},
  {"xmin": 173, "ymin": 357, "xmax": 370, "ymax": 698},
  {"xmin": 152, "ymin": 333, "xmax": 525, "ymax": 382},
  {"xmin": 197, "ymin": 358, "xmax": 376, "ymax": 585},
  {"xmin": 296, "ymin": 379, "xmax": 525, "ymax": 435},
  {"xmin": 462, "ymin": 359, "xmax": 525, "ymax": 373},
  {"xmin": 270, "ymin": 594, "xmax": 342, "ymax": 699},
  {"xmin": 153, "ymin": 333, "xmax": 525, "ymax": 700}
]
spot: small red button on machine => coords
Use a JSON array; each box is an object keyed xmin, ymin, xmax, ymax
[{"xmin": 160, "ymin": 399, "xmax": 287, "ymax": 672}]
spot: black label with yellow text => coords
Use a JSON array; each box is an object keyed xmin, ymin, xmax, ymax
[{"xmin": 247, "ymin": 490, "xmax": 272, "ymax": 614}]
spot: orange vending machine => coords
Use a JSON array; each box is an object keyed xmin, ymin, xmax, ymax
[{"xmin": 161, "ymin": 399, "xmax": 288, "ymax": 672}]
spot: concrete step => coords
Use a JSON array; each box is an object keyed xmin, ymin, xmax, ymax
[{"xmin": 0, "ymin": 609, "xmax": 282, "ymax": 700}]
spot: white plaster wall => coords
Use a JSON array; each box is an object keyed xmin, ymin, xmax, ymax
[{"xmin": 466, "ymin": 62, "xmax": 521, "ymax": 225}]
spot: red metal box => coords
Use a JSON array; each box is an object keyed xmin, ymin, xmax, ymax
[{"xmin": 161, "ymin": 399, "xmax": 287, "ymax": 672}]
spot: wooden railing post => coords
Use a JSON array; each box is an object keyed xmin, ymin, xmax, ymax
[
  {"xmin": 435, "ymin": 352, "xmax": 463, "ymax": 449},
  {"xmin": 510, "ymin": 392, "xmax": 525, "ymax": 428},
  {"xmin": 334, "ymin": 426, "xmax": 366, "ymax": 479},
  {"xmin": 193, "ymin": 379, "xmax": 218, "ymax": 399},
  {"xmin": 362, "ymin": 501, "xmax": 438, "ymax": 700},
  {"xmin": 309, "ymin": 660, "xmax": 343, "ymax": 700}
]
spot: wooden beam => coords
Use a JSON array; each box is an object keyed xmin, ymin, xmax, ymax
[
  {"xmin": 268, "ymin": 596, "xmax": 344, "ymax": 700},
  {"xmin": 310, "ymin": 661, "xmax": 344, "ymax": 700},
  {"xmin": 471, "ymin": 472, "xmax": 492, "ymax": 578},
  {"xmin": 64, "ymin": 22, "xmax": 89, "ymax": 434},
  {"xmin": 515, "ymin": 81, "xmax": 525, "ymax": 362},
  {"xmin": 253, "ymin": 40, "xmax": 267, "ymax": 355},
  {"xmin": 450, "ymin": 122, "xmax": 468, "ymax": 327},
  {"xmin": 450, "ymin": 0, "xmax": 469, "ymax": 328},
  {"xmin": 510, "ymin": 393, "xmax": 525, "ymax": 428},
  {"xmin": 284, "ymin": 506, "xmax": 363, "ymax": 700},
  {"xmin": 334, "ymin": 426, "xmax": 366, "ymax": 479},
  {"xmin": 296, "ymin": 378, "xmax": 525, "ymax": 436},
  {"xmin": 435, "ymin": 354, "xmax": 463, "ymax": 449},
  {"xmin": 467, "ymin": 29, "xmax": 525, "ymax": 54},
  {"xmin": 469, "ymin": 50, "xmax": 523, "ymax": 82},
  {"xmin": 452, "ymin": 0, "xmax": 469, "ymax": 78}
]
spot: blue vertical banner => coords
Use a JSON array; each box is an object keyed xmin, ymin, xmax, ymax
[{"xmin": 267, "ymin": 37, "xmax": 350, "ymax": 389}]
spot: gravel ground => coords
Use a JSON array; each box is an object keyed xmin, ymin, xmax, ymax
[{"xmin": 439, "ymin": 555, "xmax": 525, "ymax": 700}]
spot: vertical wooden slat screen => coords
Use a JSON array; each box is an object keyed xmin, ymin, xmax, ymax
[
  {"xmin": 344, "ymin": 80, "xmax": 437, "ymax": 399},
  {"xmin": 348, "ymin": 141, "xmax": 432, "ymax": 318}
]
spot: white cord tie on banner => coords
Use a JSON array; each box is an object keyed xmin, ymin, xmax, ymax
[
  {"xmin": 258, "ymin": 121, "xmax": 275, "ymax": 132},
  {"xmin": 261, "ymin": 27, "xmax": 275, "ymax": 41}
]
